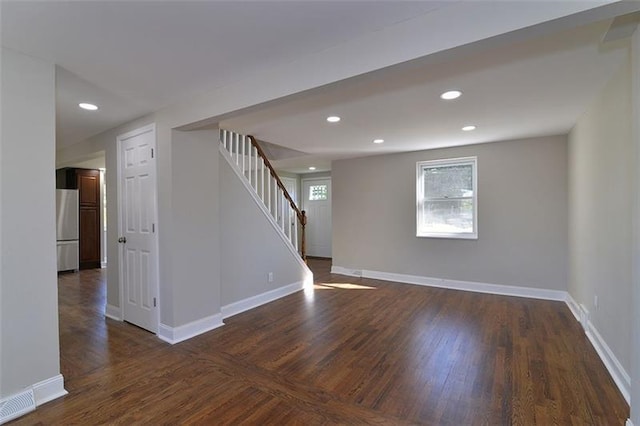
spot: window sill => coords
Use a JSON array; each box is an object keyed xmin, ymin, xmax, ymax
[{"xmin": 416, "ymin": 232, "xmax": 478, "ymax": 240}]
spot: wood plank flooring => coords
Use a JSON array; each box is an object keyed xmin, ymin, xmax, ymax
[{"xmin": 12, "ymin": 259, "xmax": 628, "ymax": 425}]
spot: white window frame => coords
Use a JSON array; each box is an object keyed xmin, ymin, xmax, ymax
[{"xmin": 416, "ymin": 156, "xmax": 478, "ymax": 239}]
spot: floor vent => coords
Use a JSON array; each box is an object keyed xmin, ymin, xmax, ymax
[{"xmin": 0, "ymin": 389, "xmax": 36, "ymax": 425}]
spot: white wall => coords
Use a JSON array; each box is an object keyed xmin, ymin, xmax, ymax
[
  {"xmin": 333, "ymin": 135, "xmax": 568, "ymax": 291},
  {"xmin": 168, "ymin": 129, "xmax": 221, "ymax": 327},
  {"xmin": 0, "ymin": 48, "xmax": 61, "ymax": 397},
  {"xmin": 568, "ymin": 57, "xmax": 632, "ymax": 378},
  {"xmin": 220, "ymin": 156, "xmax": 308, "ymax": 307},
  {"xmin": 631, "ymin": 25, "xmax": 640, "ymax": 426}
]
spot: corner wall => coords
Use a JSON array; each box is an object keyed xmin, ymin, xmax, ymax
[
  {"xmin": 166, "ymin": 129, "xmax": 221, "ymax": 328},
  {"xmin": 568, "ymin": 55, "xmax": 632, "ymax": 392},
  {"xmin": 629, "ymin": 26, "xmax": 640, "ymax": 426},
  {"xmin": 0, "ymin": 48, "xmax": 63, "ymax": 401},
  {"xmin": 332, "ymin": 135, "xmax": 568, "ymax": 291}
]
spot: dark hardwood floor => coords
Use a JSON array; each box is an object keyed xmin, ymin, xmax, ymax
[{"xmin": 12, "ymin": 259, "xmax": 628, "ymax": 425}]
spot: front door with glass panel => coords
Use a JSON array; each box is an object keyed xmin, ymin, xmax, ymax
[{"xmin": 302, "ymin": 178, "xmax": 332, "ymax": 257}]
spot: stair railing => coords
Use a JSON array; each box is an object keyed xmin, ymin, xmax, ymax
[{"xmin": 219, "ymin": 129, "xmax": 307, "ymax": 262}]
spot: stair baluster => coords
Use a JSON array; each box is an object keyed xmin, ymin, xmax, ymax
[{"xmin": 219, "ymin": 129, "xmax": 307, "ymax": 262}]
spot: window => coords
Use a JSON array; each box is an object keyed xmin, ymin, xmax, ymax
[
  {"xmin": 416, "ymin": 157, "xmax": 477, "ymax": 239},
  {"xmin": 309, "ymin": 184, "xmax": 328, "ymax": 201}
]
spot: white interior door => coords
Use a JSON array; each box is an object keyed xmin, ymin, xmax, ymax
[
  {"xmin": 302, "ymin": 178, "xmax": 332, "ymax": 258},
  {"xmin": 117, "ymin": 124, "xmax": 159, "ymax": 333},
  {"xmin": 281, "ymin": 177, "xmax": 297, "ymax": 205}
]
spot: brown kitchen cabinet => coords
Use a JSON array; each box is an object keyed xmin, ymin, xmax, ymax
[{"xmin": 56, "ymin": 167, "xmax": 101, "ymax": 269}]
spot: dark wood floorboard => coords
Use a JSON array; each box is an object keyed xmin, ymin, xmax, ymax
[{"xmin": 11, "ymin": 259, "xmax": 628, "ymax": 425}]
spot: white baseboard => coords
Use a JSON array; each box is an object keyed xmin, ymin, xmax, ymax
[
  {"xmin": 564, "ymin": 293, "xmax": 581, "ymax": 323},
  {"xmin": 157, "ymin": 280, "xmax": 306, "ymax": 344},
  {"xmin": 584, "ymin": 319, "xmax": 631, "ymax": 404},
  {"xmin": 1, "ymin": 374, "xmax": 67, "ymax": 425},
  {"xmin": 33, "ymin": 374, "xmax": 67, "ymax": 406},
  {"xmin": 566, "ymin": 295, "xmax": 630, "ymax": 404},
  {"xmin": 331, "ymin": 265, "xmax": 566, "ymax": 301},
  {"xmin": 331, "ymin": 266, "xmax": 363, "ymax": 277},
  {"xmin": 222, "ymin": 280, "xmax": 304, "ymax": 319},
  {"xmin": 105, "ymin": 304, "xmax": 122, "ymax": 321},
  {"xmin": 158, "ymin": 313, "xmax": 224, "ymax": 345}
]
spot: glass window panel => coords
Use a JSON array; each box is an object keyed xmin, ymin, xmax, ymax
[
  {"xmin": 309, "ymin": 184, "xmax": 328, "ymax": 201},
  {"xmin": 420, "ymin": 199, "xmax": 474, "ymax": 234},
  {"xmin": 416, "ymin": 157, "xmax": 477, "ymax": 238},
  {"xmin": 423, "ymin": 164, "xmax": 473, "ymax": 199}
]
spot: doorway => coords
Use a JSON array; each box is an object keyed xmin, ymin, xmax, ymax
[
  {"xmin": 302, "ymin": 177, "xmax": 332, "ymax": 258},
  {"xmin": 117, "ymin": 124, "xmax": 159, "ymax": 333}
]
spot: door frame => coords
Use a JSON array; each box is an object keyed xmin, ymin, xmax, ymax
[
  {"xmin": 116, "ymin": 123, "xmax": 160, "ymax": 333},
  {"xmin": 301, "ymin": 176, "xmax": 332, "ymax": 258}
]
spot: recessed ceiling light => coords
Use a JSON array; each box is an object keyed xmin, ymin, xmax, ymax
[
  {"xmin": 326, "ymin": 116, "xmax": 341, "ymax": 123},
  {"xmin": 79, "ymin": 103, "xmax": 98, "ymax": 111},
  {"xmin": 373, "ymin": 139, "xmax": 384, "ymax": 144},
  {"xmin": 462, "ymin": 125, "xmax": 477, "ymax": 131},
  {"xmin": 309, "ymin": 166, "xmax": 317, "ymax": 171},
  {"xmin": 440, "ymin": 90, "xmax": 462, "ymax": 100}
]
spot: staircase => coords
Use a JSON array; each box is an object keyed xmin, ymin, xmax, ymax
[{"xmin": 219, "ymin": 129, "xmax": 307, "ymax": 262}]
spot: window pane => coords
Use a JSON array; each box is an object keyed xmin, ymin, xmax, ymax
[
  {"xmin": 423, "ymin": 164, "xmax": 472, "ymax": 199},
  {"xmin": 309, "ymin": 185, "xmax": 328, "ymax": 201},
  {"xmin": 421, "ymin": 199, "xmax": 473, "ymax": 233}
]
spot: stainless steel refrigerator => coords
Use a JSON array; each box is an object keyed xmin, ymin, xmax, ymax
[{"xmin": 56, "ymin": 189, "xmax": 79, "ymax": 272}]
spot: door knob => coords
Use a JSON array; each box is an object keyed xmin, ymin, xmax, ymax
[{"xmin": 118, "ymin": 237, "xmax": 127, "ymax": 243}]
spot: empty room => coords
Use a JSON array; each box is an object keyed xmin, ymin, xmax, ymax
[{"xmin": 2, "ymin": 1, "xmax": 640, "ymax": 425}]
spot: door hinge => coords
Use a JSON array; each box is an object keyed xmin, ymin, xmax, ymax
[
  {"xmin": 152, "ymin": 223, "xmax": 155, "ymax": 233},
  {"xmin": 151, "ymin": 148, "xmax": 154, "ymax": 158},
  {"xmin": 153, "ymin": 297, "xmax": 157, "ymax": 307}
]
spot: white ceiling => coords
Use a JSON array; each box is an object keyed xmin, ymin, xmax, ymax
[
  {"xmin": 0, "ymin": 1, "xmax": 635, "ymax": 173},
  {"xmin": 2, "ymin": 0, "xmax": 446, "ymax": 148},
  {"xmin": 222, "ymin": 19, "xmax": 629, "ymax": 173}
]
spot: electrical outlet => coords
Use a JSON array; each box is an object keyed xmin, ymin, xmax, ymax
[
  {"xmin": 268, "ymin": 272, "xmax": 274, "ymax": 283},
  {"xmin": 594, "ymin": 295, "xmax": 598, "ymax": 310}
]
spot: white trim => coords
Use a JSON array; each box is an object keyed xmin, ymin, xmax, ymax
[
  {"xmin": 626, "ymin": 419, "xmax": 634, "ymax": 426},
  {"xmin": 331, "ymin": 266, "xmax": 362, "ymax": 277},
  {"xmin": 564, "ymin": 293, "xmax": 581, "ymax": 323},
  {"xmin": 300, "ymin": 176, "xmax": 331, "ymax": 184},
  {"xmin": 565, "ymin": 299, "xmax": 630, "ymax": 402},
  {"xmin": 105, "ymin": 304, "xmax": 122, "ymax": 321},
  {"xmin": 222, "ymin": 280, "xmax": 304, "ymax": 319},
  {"xmin": 331, "ymin": 266, "xmax": 566, "ymax": 301},
  {"xmin": 157, "ymin": 313, "xmax": 224, "ymax": 345},
  {"xmin": 32, "ymin": 374, "xmax": 67, "ymax": 406},
  {"xmin": 99, "ymin": 168, "xmax": 107, "ymax": 269},
  {"xmin": 584, "ymin": 319, "xmax": 631, "ymax": 404},
  {"xmin": 0, "ymin": 375, "xmax": 67, "ymax": 424},
  {"xmin": 116, "ymin": 123, "xmax": 160, "ymax": 334},
  {"xmin": 219, "ymin": 145, "xmax": 310, "ymax": 273},
  {"xmin": 416, "ymin": 156, "xmax": 478, "ymax": 240}
]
